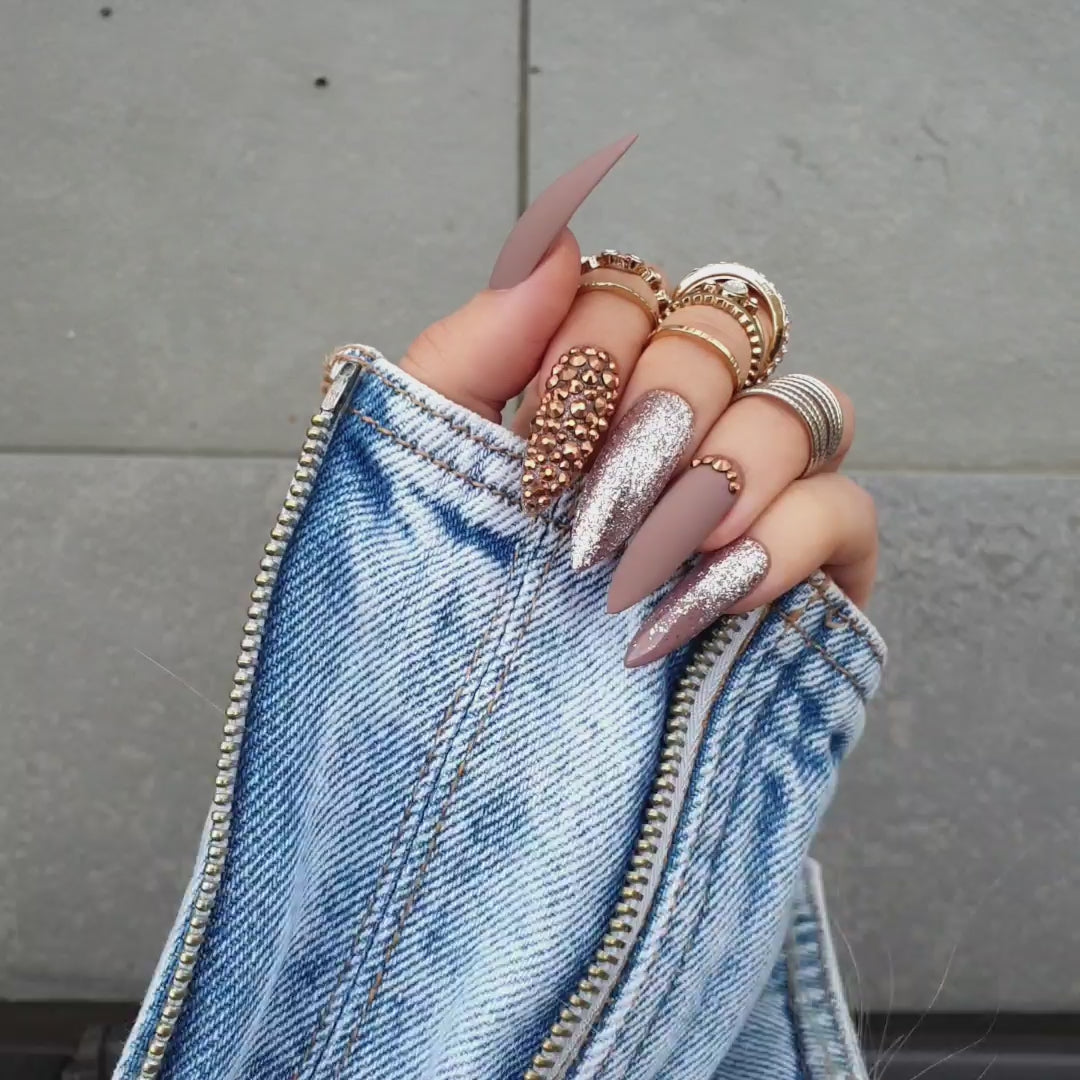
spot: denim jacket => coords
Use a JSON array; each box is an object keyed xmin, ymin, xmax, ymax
[{"xmin": 116, "ymin": 347, "xmax": 886, "ymax": 1080}]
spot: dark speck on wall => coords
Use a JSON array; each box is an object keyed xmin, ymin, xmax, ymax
[
  {"xmin": 314, "ymin": 76, "xmax": 329, "ymax": 88},
  {"xmin": 99, "ymin": 5, "xmax": 112, "ymax": 16}
]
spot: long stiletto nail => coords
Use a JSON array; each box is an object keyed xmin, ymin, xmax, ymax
[
  {"xmin": 624, "ymin": 538, "xmax": 769, "ymax": 668},
  {"xmin": 488, "ymin": 134, "xmax": 638, "ymax": 290},
  {"xmin": 522, "ymin": 347, "xmax": 618, "ymax": 515},
  {"xmin": 608, "ymin": 456, "xmax": 743, "ymax": 612},
  {"xmin": 570, "ymin": 391, "xmax": 695, "ymax": 571}
]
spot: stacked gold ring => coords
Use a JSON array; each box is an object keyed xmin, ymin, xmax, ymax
[
  {"xmin": 579, "ymin": 250, "xmax": 670, "ymax": 328},
  {"xmin": 671, "ymin": 264, "xmax": 790, "ymax": 385},
  {"xmin": 648, "ymin": 324, "xmax": 741, "ymax": 394},
  {"xmin": 666, "ymin": 287, "xmax": 767, "ymax": 385}
]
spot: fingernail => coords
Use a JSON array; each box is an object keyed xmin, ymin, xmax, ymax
[
  {"xmin": 488, "ymin": 134, "xmax": 638, "ymax": 290},
  {"xmin": 522, "ymin": 347, "xmax": 618, "ymax": 516},
  {"xmin": 608, "ymin": 456, "xmax": 743, "ymax": 612},
  {"xmin": 570, "ymin": 391, "xmax": 695, "ymax": 571},
  {"xmin": 624, "ymin": 538, "xmax": 769, "ymax": 668}
]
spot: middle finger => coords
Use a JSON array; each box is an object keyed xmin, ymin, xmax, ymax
[{"xmin": 569, "ymin": 276, "xmax": 778, "ymax": 570}]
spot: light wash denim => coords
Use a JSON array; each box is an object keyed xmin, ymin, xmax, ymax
[{"xmin": 117, "ymin": 352, "xmax": 885, "ymax": 1080}]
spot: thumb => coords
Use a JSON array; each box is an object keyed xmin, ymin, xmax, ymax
[{"xmin": 400, "ymin": 229, "xmax": 581, "ymax": 422}]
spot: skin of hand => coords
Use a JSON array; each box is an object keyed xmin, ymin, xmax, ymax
[{"xmin": 400, "ymin": 138, "xmax": 877, "ymax": 666}]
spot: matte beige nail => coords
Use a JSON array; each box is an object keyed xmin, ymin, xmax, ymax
[
  {"xmin": 570, "ymin": 391, "xmax": 695, "ymax": 571},
  {"xmin": 624, "ymin": 537, "xmax": 769, "ymax": 668},
  {"xmin": 488, "ymin": 134, "xmax": 638, "ymax": 290},
  {"xmin": 608, "ymin": 456, "xmax": 743, "ymax": 612}
]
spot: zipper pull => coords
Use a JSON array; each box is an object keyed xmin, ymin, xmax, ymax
[{"xmin": 321, "ymin": 358, "xmax": 362, "ymax": 414}]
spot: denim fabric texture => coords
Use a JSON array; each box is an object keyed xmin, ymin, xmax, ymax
[{"xmin": 116, "ymin": 355, "xmax": 885, "ymax": 1080}]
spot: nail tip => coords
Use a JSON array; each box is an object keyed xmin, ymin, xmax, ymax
[
  {"xmin": 569, "ymin": 529, "xmax": 615, "ymax": 573},
  {"xmin": 568, "ymin": 547, "xmax": 595, "ymax": 573},
  {"xmin": 487, "ymin": 134, "xmax": 638, "ymax": 289}
]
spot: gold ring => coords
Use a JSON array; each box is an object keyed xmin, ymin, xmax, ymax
[
  {"xmin": 649, "ymin": 324, "xmax": 741, "ymax": 394},
  {"xmin": 581, "ymin": 250, "xmax": 670, "ymax": 315},
  {"xmin": 666, "ymin": 290, "xmax": 767, "ymax": 383},
  {"xmin": 674, "ymin": 263, "xmax": 789, "ymax": 376},
  {"xmin": 577, "ymin": 280, "xmax": 659, "ymax": 327}
]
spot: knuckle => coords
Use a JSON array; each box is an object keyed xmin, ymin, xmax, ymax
[
  {"xmin": 842, "ymin": 477, "xmax": 878, "ymax": 530},
  {"xmin": 405, "ymin": 319, "xmax": 457, "ymax": 372}
]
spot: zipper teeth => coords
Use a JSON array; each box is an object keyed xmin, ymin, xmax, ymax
[
  {"xmin": 524, "ymin": 614, "xmax": 748, "ymax": 1080},
  {"xmin": 137, "ymin": 348, "xmax": 372, "ymax": 1079}
]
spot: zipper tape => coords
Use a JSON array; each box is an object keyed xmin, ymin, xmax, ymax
[
  {"xmin": 136, "ymin": 347, "xmax": 377, "ymax": 1078},
  {"xmin": 525, "ymin": 607, "xmax": 768, "ymax": 1080}
]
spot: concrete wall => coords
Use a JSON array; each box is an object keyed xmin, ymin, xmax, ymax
[{"xmin": 2, "ymin": 0, "xmax": 1078, "ymax": 1012}]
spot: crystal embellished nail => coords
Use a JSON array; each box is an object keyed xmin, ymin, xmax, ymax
[
  {"xmin": 608, "ymin": 455, "xmax": 743, "ymax": 612},
  {"xmin": 570, "ymin": 391, "xmax": 695, "ymax": 571},
  {"xmin": 522, "ymin": 346, "xmax": 619, "ymax": 515},
  {"xmin": 624, "ymin": 537, "xmax": 769, "ymax": 668}
]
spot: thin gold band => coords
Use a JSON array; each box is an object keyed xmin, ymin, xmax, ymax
[
  {"xmin": 667, "ymin": 290, "xmax": 767, "ymax": 384},
  {"xmin": 649, "ymin": 323, "xmax": 742, "ymax": 394},
  {"xmin": 580, "ymin": 250, "xmax": 670, "ymax": 314},
  {"xmin": 577, "ymin": 280, "xmax": 659, "ymax": 327}
]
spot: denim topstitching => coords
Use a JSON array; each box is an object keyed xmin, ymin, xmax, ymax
[
  {"xmin": 595, "ymin": 629, "xmax": 790, "ymax": 1080},
  {"xmin": 335, "ymin": 554, "xmax": 557, "ymax": 1074},
  {"xmin": 589, "ymin": 618, "xmax": 780, "ymax": 1079},
  {"xmin": 590, "ymin": 600, "xmax": 866, "ymax": 1078},
  {"xmin": 351, "ymin": 357, "xmax": 523, "ymax": 464},
  {"xmin": 292, "ymin": 547, "xmax": 525, "ymax": 1079},
  {"xmin": 349, "ymin": 411, "xmax": 522, "ymax": 507}
]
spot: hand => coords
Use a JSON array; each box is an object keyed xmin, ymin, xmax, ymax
[{"xmin": 400, "ymin": 139, "xmax": 877, "ymax": 666}]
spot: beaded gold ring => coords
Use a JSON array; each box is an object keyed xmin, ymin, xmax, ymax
[
  {"xmin": 674, "ymin": 263, "xmax": 790, "ymax": 378},
  {"xmin": 580, "ymin": 250, "xmax": 670, "ymax": 318}
]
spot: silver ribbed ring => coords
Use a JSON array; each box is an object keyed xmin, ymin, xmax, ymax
[{"xmin": 737, "ymin": 373, "xmax": 844, "ymax": 476}]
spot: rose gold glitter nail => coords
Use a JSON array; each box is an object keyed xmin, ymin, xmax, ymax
[
  {"xmin": 570, "ymin": 391, "xmax": 695, "ymax": 570},
  {"xmin": 624, "ymin": 537, "xmax": 769, "ymax": 667}
]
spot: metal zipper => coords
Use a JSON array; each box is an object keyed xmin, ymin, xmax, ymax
[
  {"xmin": 136, "ymin": 347, "xmax": 371, "ymax": 1079},
  {"xmin": 524, "ymin": 607, "xmax": 768, "ymax": 1080}
]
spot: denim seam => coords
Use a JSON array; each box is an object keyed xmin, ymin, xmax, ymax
[
  {"xmin": 349, "ymin": 411, "xmax": 573, "ymax": 533},
  {"xmin": 291, "ymin": 550, "xmax": 523, "ymax": 1080},
  {"xmin": 784, "ymin": 940, "xmax": 815, "ymax": 1080},
  {"xmin": 353, "ymin": 356, "xmax": 522, "ymax": 463},
  {"xmin": 778, "ymin": 613, "xmax": 865, "ymax": 700},
  {"xmin": 334, "ymin": 552, "xmax": 557, "ymax": 1075},
  {"xmin": 807, "ymin": 898, "xmax": 858, "ymax": 1077},
  {"xmin": 786, "ymin": 891, "xmax": 857, "ymax": 1079},
  {"xmin": 350, "ymin": 412, "xmax": 519, "ymax": 503},
  {"xmin": 804, "ymin": 575, "xmax": 886, "ymax": 665},
  {"xmin": 591, "ymin": 632, "xmax": 782, "ymax": 1079},
  {"xmin": 609, "ymin": 648, "xmax": 792, "ymax": 1079}
]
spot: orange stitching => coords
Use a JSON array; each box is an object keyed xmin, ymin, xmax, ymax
[
  {"xmin": 291, "ymin": 549, "xmax": 520, "ymax": 1079},
  {"xmin": 779, "ymin": 613, "xmax": 864, "ymax": 696},
  {"xmin": 799, "ymin": 574, "xmax": 886, "ymax": 664},
  {"xmin": 348, "ymin": 412, "xmax": 571, "ymax": 533},
  {"xmin": 353, "ymin": 357, "xmax": 522, "ymax": 463},
  {"xmin": 334, "ymin": 556, "xmax": 555, "ymax": 1074},
  {"xmin": 349, "ymin": 412, "xmax": 518, "ymax": 504}
]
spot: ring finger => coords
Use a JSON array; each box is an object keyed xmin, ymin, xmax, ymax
[
  {"xmin": 624, "ymin": 472, "xmax": 878, "ymax": 668},
  {"xmin": 608, "ymin": 379, "xmax": 855, "ymax": 611}
]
